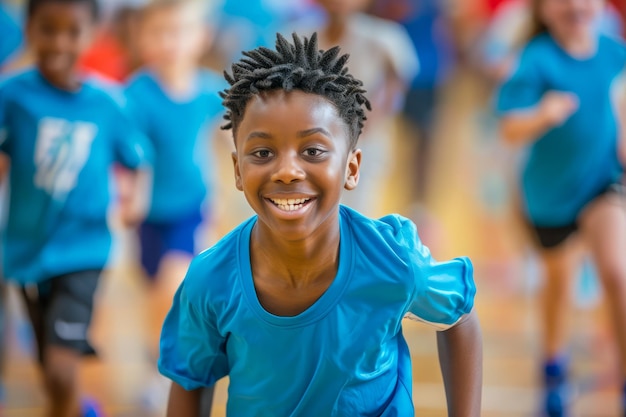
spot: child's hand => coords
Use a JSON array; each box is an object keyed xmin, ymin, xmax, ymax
[{"xmin": 539, "ymin": 91, "xmax": 579, "ymax": 127}]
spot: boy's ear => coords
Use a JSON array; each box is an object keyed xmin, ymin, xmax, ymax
[
  {"xmin": 232, "ymin": 151, "xmax": 243, "ymax": 191},
  {"xmin": 344, "ymin": 149, "xmax": 361, "ymax": 191}
]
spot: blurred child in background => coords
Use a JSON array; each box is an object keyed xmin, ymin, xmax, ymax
[
  {"xmin": 79, "ymin": 3, "xmax": 142, "ymax": 82},
  {"xmin": 0, "ymin": 0, "xmax": 24, "ymax": 406},
  {"xmin": 286, "ymin": 0, "xmax": 418, "ymax": 216},
  {"xmin": 369, "ymin": 0, "xmax": 457, "ymax": 203},
  {"xmin": 476, "ymin": 0, "xmax": 622, "ymax": 84},
  {"xmin": 495, "ymin": 0, "xmax": 626, "ymax": 415},
  {"xmin": 124, "ymin": 0, "xmax": 224, "ymax": 413},
  {"xmin": 0, "ymin": 0, "xmax": 150, "ymax": 416}
]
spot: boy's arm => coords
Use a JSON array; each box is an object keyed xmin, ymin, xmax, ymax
[
  {"xmin": 436, "ymin": 309, "xmax": 482, "ymax": 417},
  {"xmin": 499, "ymin": 90, "xmax": 578, "ymax": 146},
  {"xmin": 0, "ymin": 152, "xmax": 9, "ymax": 183},
  {"xmin": 167, "ymin": 382, "xmax": 202, "ymax": 417},
  {"xmin": 116, "ymin": 166, "xmax": 151, "ymax": 227}
]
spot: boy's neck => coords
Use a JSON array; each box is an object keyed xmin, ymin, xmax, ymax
[
  {"xmin": 250, "ymin": 218, "xmax": 341, "ymax": 289},
  {"xmin": 152, "ymin": 63, "xmax": 198, "ymax": 98},
  {"xmin": 39, "ymin": 67, "xmax": 82, "ymax": 92},
  {"xmin": 550, "ymin": 29, "xmax": 597, "ymax": 58}
]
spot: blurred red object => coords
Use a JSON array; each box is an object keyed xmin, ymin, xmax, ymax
[{"xmin": 79, "ymin": 32, "xmax": 131, "ymax": 82}]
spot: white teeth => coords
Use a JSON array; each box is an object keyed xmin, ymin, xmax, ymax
[{"xmin": 270, "ymin": 197, "xmax": 310, "ymax": 211}]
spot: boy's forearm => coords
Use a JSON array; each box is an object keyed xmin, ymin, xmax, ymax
[
  {"xmin": 436, "ymin": 309, "xmax": 483, "ymax": 417},
  {"xmin": 499, "ymin": 110, "xmax": 551, "ymax": 146},
  {"xmin": 116, "ymin": 167, "xmax": 151, "ymax": 226},
  {"xmin": 0, "ymin": 153, "xmax": 10, "ymax": 183},
  {"xmin": 167, "ymin": 382, "xmax": 202, "ymax": 417}
]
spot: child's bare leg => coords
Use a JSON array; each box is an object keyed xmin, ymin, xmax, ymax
[
  {"xmin": 42, "ymin": 345, "xmax": 81, "ymax": 417},
  {"xmin": 580, "ymin": 193, "xmax": 626, "ymax": 376},
  {"xmin": 538, "ymin": 240, "xmax": 580, "ymax": 359},
  {"xmin": 537, "ymin": 238, "xmax": 581, "ymax": 416}
]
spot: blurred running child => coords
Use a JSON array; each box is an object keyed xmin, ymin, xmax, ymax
[
  {"xmin": 286, "ymin": 0, "xmax": 418, "ymax": 216},
  {"xmin": 158, "ymin": 32, "xmax": 482, "ymax": 416},
  {"xmin": 124, "ymin": 0, "xmax": 224, "ymax": 412},
  {"xmin": 495, "ymin": 0, "xmax": 626, "ymax": 415},
  {"xmin": 0, "ymin": 0, "xmax": 151, "ymax": 416}
]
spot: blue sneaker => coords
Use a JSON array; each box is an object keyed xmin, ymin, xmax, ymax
[
  {"xmin": 81, "ymin": 397, "xmax": 104, "ymax": 417},
  {"xmin": 543, "ymin": 358, "xmax": 570, "ymax": 417}
]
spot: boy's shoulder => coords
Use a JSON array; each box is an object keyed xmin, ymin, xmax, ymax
[
  {"xmin": 340, "ymin": 205, "xmax": 420, "ymax": 253},
  {"xmin": 125, "ymin": 69, "xmax": 154, "ymax": 93},
  {"xmin": 521, "ymin": 33, "xmax": 554, "ymax": 56},
  {"xmin": 125, "ymin": 68, "xmax": 225, "ymax": 98},
  {"xmin": 197, "ymin": 68, "xmax": 226, "ymax": 90},
  {"xmin": 0, "ymin": 67, "xmax": 39, "ymax": 95},
  {"xmin": 598, "ymin": 33, "xmax": 626, "ymax": 61},
  {"xmin": 182, "ymin": 216, "xmax": 257, "ymax": 297},
  {"xmin": 82, "ymin": 73, "xmax": 128, "ymax": 106}
]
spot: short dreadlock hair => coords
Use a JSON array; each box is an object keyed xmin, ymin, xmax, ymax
[{"xmin": 220, "ymin": 32, "xmax": 371, "ymax": 150}]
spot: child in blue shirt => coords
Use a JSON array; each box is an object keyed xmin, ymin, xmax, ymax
[
  {"xmin": 159, "ymin": 32, "xmax": 483, "ymax": 417},
  {"xmin": 0, "ymin": 0, "xmax": 150, "ymax": 415},
  {"xmin": 495, "ymin": 0, "xmax": 626, "ymax": 415},
  {"xmin": 124, "ymin": 0, "xmax": 224, "ymax": 413},
  {"xmin": 126, "ymin": 0, "xmax": 224, "ymax": 281}
]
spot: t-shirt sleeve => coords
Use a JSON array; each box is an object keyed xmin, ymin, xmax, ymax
[
  {"xmin": 158, "ymin": 260, "xmax": 229, "ymax": 389},
  {"xmin": 494, "ymin": 45, "xmax": 544, "ymax": 114},
  {"xmin": 404, "ymin": 222, "xmax": 476, "ymax": 330},
  {"xmin": 110, "ymin": 92, "xmax": 153, "ymax": 169}
]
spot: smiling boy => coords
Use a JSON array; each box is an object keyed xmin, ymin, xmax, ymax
[{"xmin": 159, "ymin": 32, "xmax": 482, "ymax": 416}]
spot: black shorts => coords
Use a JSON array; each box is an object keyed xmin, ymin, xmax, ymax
[
  {"xmin": 20, "ymin": 269, "xmax": 101, "ymax": 363},
  {"xmin": 529, "ymin": 182, "xmax": 624, "ymax": 249}
]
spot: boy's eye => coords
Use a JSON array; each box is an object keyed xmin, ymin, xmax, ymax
[
  {"xmin": 252, "ymin": 150, "xmax": 273, "ymax": 158},
  {"xmin": 303, "ymin": 148, "xmax": 326, "ymax": 158}
]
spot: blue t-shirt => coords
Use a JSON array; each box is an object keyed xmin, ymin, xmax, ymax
[
  {"xmin": 0, "ymin": 68, "xmax": 150, "ymax": 284},
  {"xmin": 159, "ymin": 205, "xmax": 475, "ymax": 416},
  {"xmin": 125, "ymin": 69, "xmax": 224, "ymax": 222},
  {"xmin": 495, "ymin": 33, "xmax": 626, "ymax": 226}
]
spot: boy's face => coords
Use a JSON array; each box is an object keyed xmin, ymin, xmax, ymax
[
  {"xmin": 540, "ymin": 0, "xmax": 604, "ymax": 38},
  {"xmin": 138, "ymin": 3, "xmax": 208, "ymax": 68},
  {"xmin": 232, "ymin": 90, "xmax": 360, "ymax": 241},
  {"xmin": 315, "ymin": 0, "xmax": 372, "ymax": 16},
  {"xmin": 26, "ymin": 2, "xmax": 94, "ymax": 86}
]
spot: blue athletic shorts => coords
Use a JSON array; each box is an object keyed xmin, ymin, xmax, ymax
[{"xmin": 138, "ymin": 209, "xmax": 204, "ymax": 278}]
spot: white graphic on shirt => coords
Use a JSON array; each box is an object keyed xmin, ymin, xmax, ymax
[
  {"xmin": 54, "ymin": 320, "xmax": 87, "ymax": 341},
  {"xmin": 33, "ymin": 117, "xmax": 97, "ymax": 200}
]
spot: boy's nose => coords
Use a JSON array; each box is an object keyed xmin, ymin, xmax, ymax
[
  {"xmin": 49, "ymin": 33, "xmax": 72, "ymax": 53},
  {"xmin": 271, "ymin": 153, "xmax": 305, "ymax": 184}
]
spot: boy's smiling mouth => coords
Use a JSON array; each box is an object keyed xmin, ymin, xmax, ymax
[{"xmin": 268, "ymin": 197, "xmax": 313, "ymax": 212}]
